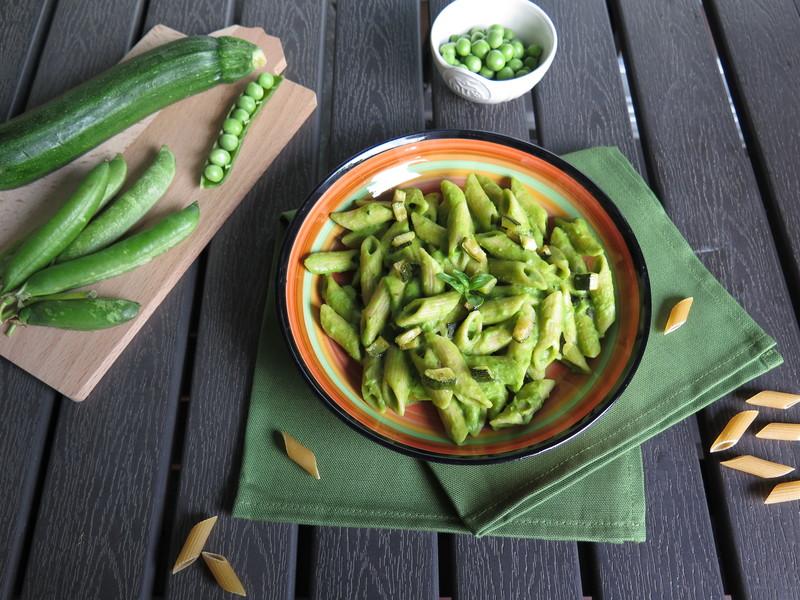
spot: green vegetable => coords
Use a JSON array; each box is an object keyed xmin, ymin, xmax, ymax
[
  {"xmin": 58, "ymin": 145, "xmax": 176, "ymax": 262},
  {"xmin": 524, "ymin": 56, "xmax": 539, "ymax": 70},
  {"xmin": 499, "ymin": 43, "xmax": 514, "ymax": 61},
  {"xmin": 100, "ymin": 154, "xmax": 128, "ymax": 209},
  {"xmin": 200, "ymin": 74, "xmax": 283, "ymax": 188},
  {"xmin": 455, "ymin": 37, "xmax": 471, "ymax": 56},
  {"xmin": 422, "ymin": 367, "xmax": 456, "ymax": 389},
  {"xmin": 15, "ymin": 298, "xmax": 139, "ymax": 331},
  {"xmin": 496, "ymin": 67, "xmax": 515, "ymax": 81},
  {"xmin": 511, "ymin": 39, "xmax": 525, "ymax": 59},
  {"xmin": 16, "ymin": 203, "xmax": 199, "ymax": 300},
  {"xmin": 526, "ymin": 43, "xmax": 543, "ymax": 58},
  {"xmin": 1, "ymin": 161, "xmax": 110, "ymax": 293},
  {"xmin": 0, "ymin": 36, "xmax": 264, "ymax": 190},
  {"xmin": 485, "ymin": 49, "xmax": 506, "ymax": 71},
  {"xmin": 463, "ymin": 55, "xmax": 482, "ymax": 73},
  {"xmin": 507, "ymin": 58, "xmax": 523, "ymax": 72},
  {"xmin": 487, "ymin": 30, "xmax": 504, "ymax": 49},
  {"xmin": 471, "ymin": 39, "xmax": 490, "ymax": 59}
]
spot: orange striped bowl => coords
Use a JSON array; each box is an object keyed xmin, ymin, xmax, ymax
[{"xmin": 278, "ymin": 132, "xmax": 650, "ymax": 464}]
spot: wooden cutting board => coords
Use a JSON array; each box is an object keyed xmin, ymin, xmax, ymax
[{"xmin": 0, "ymin": 25, "xmax": 317, "ymax": 401}]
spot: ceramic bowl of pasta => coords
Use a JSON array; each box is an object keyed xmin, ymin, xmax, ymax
[{"xmin": 278, "ymin": 131, "xmax": 650, "ymax": 464}]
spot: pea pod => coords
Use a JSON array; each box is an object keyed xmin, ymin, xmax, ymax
[
  {"xmin": 100, "ymin": 154, "xmax": 128, "ymax": 209},
  {"xmin": 18, "ymin": 202, "xmax": 199, "ymax": 300},
  {"xmin": 16, "ymin": 298, "xmax": 140, "ymax": 331},
  {"xmin": 0, "ymin": 161, "xmax": 110, "ymax": 293},
  {"xmin": 200, "ymin": 72, "xmax": 283, "ymax": 188},
  {"xmin": 58, "ymin": 146, "xmax": 176, "ymax": 262}
]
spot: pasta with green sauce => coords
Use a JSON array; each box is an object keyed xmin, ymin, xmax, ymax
[{"xmin": 303, "ymin": 175, "xmax": 616, "ymax": 445}]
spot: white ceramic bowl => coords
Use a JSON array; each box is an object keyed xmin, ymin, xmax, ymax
[{"xmin": 431, "ymin": 0, "xmax": 557, "ymax": 104}]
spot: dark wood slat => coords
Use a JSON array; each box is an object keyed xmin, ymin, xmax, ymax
[
  {"xmin": 452, "ymin": 536, "xmax": 580, "ymax": 600},
  {"xmin": 427, "ymin": 2, "xmax": 582, "ymax": 599},
  {"xmin": 309, "ymin": 2, "xmax": 437, "ymax": 599},
  {"xmin": 0, "ymin": 5, "xmax": 60, "ymax": 598},
  {"xmin": 162, "ymin": 1, "xmax": 327, "ymax": 598},
  {"xmin": 16, "ymin": 0, "xmax": 203, "ymax": 598},
  {"xmin": 1, "ymin": 2, "xmax": 145, "ymax": 598},
  {"xmin": 705, "ymin": 0, "xmax": 800, "ymax": 308},
  {"xmin": 0, "ymin": 0, "xmax": 52, "ymax": 119},
  {"xmin": 533, "ymin": 1, "xmax": 727, "ymax": 598},
  {"xmin": 614, "ymin": 0, "xmax": 800, "ymax": 597}
]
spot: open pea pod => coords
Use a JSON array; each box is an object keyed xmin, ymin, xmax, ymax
[{"xmin": 200, "ymin": 72, "xmax": 284, "ymax": 188}]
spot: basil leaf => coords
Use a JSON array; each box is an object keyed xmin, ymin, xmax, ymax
[
  {"xmin": 469, "ymin": 273, "xmax": 494, "ymax": 290},
  {"xmin": 453, "ymin": 269, "xmax": 471, "ymax": 290},
  {"xmin": 466, "ymin": 293, "xmax": 485, "ymax": 309},
  {"xmin": 437, "ymin": 272, "xmax": 464, "ymax": 293}
]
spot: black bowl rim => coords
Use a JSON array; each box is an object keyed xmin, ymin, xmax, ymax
[{"xmin": 277, "ymin": 130, "xmax": 651, "ymax": 465}]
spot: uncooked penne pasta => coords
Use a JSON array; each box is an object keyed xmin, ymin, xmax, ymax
[
  {"xmin": 202, "ymin": 552, "xmax": 247, "ymax": 596},
  {"xmin": 709, "ymin": 410, "xmax": 759, "ymax": 452},
  {"xmin": 281, "ymin": 431, "xmax": 320, "ymax": 480},
  {"xmin": 746, "ymin": 390, "xmax": 800, "ymax": 410},
  {"xmin": 719, "ymin": 454, "xmax": 794, "ymax": 478},
  {"xmin": 172, "ymin": 515, "xmax": 218, "ymax": 574},
  {"xmin": 755, "ymin": 423, "xmax": 800, "ymax": 441},
  {"xmin": 765, "ymin": 480, "xmax": 800, "ymax": 505},
  {"xmin": 664, "ymin": 297, "xmax": 693, "ymax": 334}
]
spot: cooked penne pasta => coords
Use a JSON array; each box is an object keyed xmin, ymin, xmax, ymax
[
  {"xmin": 765, "ymin": 480, "xmax": 800, "ymax": 504},
  {"xmin": 745, "ymin": 390, "xmax": 800, "ymax": 410},
  {"xmin": 709, "ymin": 410, "xmax": 759, "ymax": 452},
  {"xmin": 172, "ymin": 515, "xmax": 218, "ymax": 574},
  {"xmin": 201, "ymin": 552, "xmax": 247, "ymax": 596},
  {"xmin": 720, "ymin": 454, "xmax": 794, "ymax": 478},
  {"xmin": 281, "ymin": 431, "xmax": 321, "ymax": 479},
  {"xmin": 664, "ymin": 297, "xmax": 693, "ymax": 334},
  {"xmin": 302, "ymin": 173, "xmax": 617, "ymax": 444},
  {"xmin": 331, "ymin": 202, "xmax": 394, "ymax": 230},
  {"xmin": 755, "ymin": 422, "xmax": 800, "ymax": 441}
]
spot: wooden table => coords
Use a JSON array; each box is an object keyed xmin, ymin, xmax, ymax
[{"xmin": 1, "ymin": 1, "xmax": 798, "ymax": 598}]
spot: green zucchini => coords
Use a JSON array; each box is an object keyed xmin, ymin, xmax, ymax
[
  {"xmin": 422, "ymin": 367, "xmax": 456, "ymax": 390},
  {"xmin": 0, "ymin": 36, "xmax": 265, "ymax": 190}
]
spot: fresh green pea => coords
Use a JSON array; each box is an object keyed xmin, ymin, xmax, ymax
[
  {"xmin": 526, "ymin": 43, "xmax": 543, "ymax": 58},
  {"xmin": 237, "ymin": 94, "xmax": 257, "ymax": 113},
  {"xmin": 16, "ymin": 298, "xmax": 140, "ymax": 331},
  {"xmin": 440, "ymin": 42, "xmax": 456, "ymax": 55},
  {"xmin": 455, "ymin": 37, "xmax": 471, "ymax": 56},
  {"xmin": 231, "ymin": 108, "xmax": 250, "ymax": 123},
  {"xmin": 471, "ymin": 39, "xmax": 491, "ymax": 59},
  {"xmin": 485, "ymin": 49, "xmax": 505, "ymax": 71},
  {"xmin": 444, "ymin": 53, "xmax": 460, "ymax": 66},
  {"xmin": 488, "ymin": 24, "xmax": 504, "ymax": 34},
  {"xmin": 507, "ymin": 58, "xmax": 523, "ymax": 72},
  {"xmin": 469, "ymin": 26, "xmax": 484, "ymax": 35},
  {"xmin": 209, "ymin": 148, "xmax": 231, "ymax": 167},
  {"xmin": 449, "ymin": 34, "xmax": 460, "ymax": 43},
  {"xmin": 257, "ymin": 72, "xmax": 275, "ymax": 89},
  {"xmin": 487, "ymin": 30, "xmax": 503, "ymax": 49},
  {"xmin": 222, "ymin": 118, "xmax": 243, "ymax": 136},
  {"xmin": 463, "ymin": 55, "xmax": 481, "ymax": 73},
  {"xmin": 496, "ymin": 66, "xmax": 515, "ymax": 81},
  {"xmin": 245, "ymin": 81, "xmax": 264, "ymax": 100},
  {"xmin": 503, "ymin": 28, "xmax": 514, "ymax": 41},
  {"xmin": 524, "ymin": 56, "xmax": 539, "ymax": 69},
  {"xmin": 478, "ymin": 66, "xmax": 495, "ymax": 79},
  {"xmin": 515, "ymin": 67, "xmax": 531, "ymax": 77},
  {"xmin": 499, "ymin": 43, "xmax": 514, "ymax": 61},
  {"xmin": 204, "ymin": 164, "xmax": 224, "ymax": 182},
  {"xmin": 219, "ymin": 134, "xmax": 239, "ymax": 152},
  {"xmin": 470, "ymin": 31, "xmax": 485, "ymax": 42},
  {"xmin": 511, "ymin": 39, "xmax": 525, "ymax": 59}
]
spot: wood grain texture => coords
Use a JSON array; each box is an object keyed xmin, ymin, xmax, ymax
[
  {"xmin": 614, "ymin": 0, "xmax": 800, "ymax": 597},
  {"xmin": 308, "ymin": 2, "xmax": 437, "ymax": 598},
  {"xmin": 0, "ymin": 25, "xmax": 315, "ymax": 400},
  {"xmin": 705, "ymin": 0, "xmax": 800, "ymax": 308},
  {"xmin": 14, "ymin": 2, "xmax": 200, "ymax": 599},
  {"xmin": 0, "ymin": 0, "xmax": 52, "ymax": 120},
  {"xmin": 426, "ymin": 2, "xmax": 582, "ymax": 599},
  {"xmin": 453, "ymin": 536, "xmax": 580, "ymax": 600},
  {"xmin": 161, "ymin": 1, "xmax": 327, "ymax": 598},
  {"xmin": 533, "ymin": 1, "xmax": 727, "ymax": 598},
  {"xmin": 311, "ymin": 528, "xmax": 437, "ymax": 600}
]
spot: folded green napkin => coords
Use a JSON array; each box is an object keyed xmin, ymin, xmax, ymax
[{"xmin": 233, "ymin": 147, "xmax": 781, "ymax": 542}]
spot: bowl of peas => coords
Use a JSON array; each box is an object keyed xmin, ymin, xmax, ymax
[{"xmin": 431, "ymin": 0, "xmax": 557, "ymax": 104}]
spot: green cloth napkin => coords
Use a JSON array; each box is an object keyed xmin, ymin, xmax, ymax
[{"xmin": 233, "ymin": 147, "xmax": 781, "ymax": 542}]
